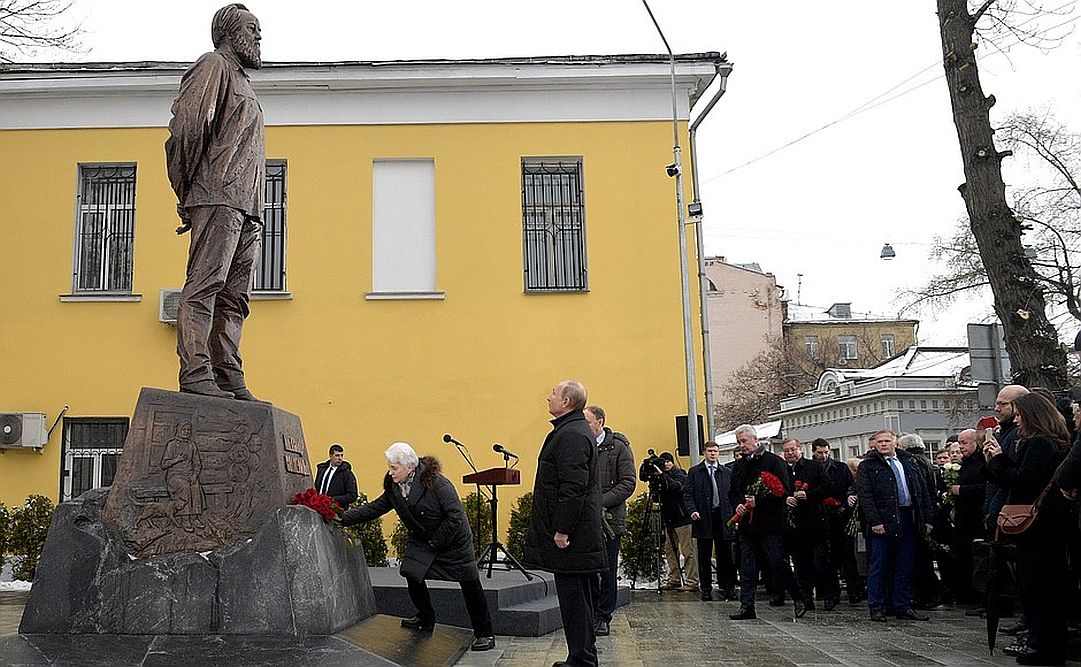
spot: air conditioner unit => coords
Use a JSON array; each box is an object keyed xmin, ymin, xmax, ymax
[
  {"xmin": 159, "ymin": 288, "xmax": 182, "ymax": 324},
  {"xmin": 0, "ymin": 413, "xmax": 47, "ymax": 449}
]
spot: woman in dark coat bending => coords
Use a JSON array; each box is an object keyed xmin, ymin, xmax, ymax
[
  {"xmin": 984, "ymin": 393, "xmax": 1071, "ymax": 666},
  {"xmin": 341, "ymin": 442, "xmax": 495, "ymax": 652}
]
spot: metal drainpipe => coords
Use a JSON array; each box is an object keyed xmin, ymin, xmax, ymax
[{"xmin": 688, "ymin": 68, "xmax": 730, "ymax": 443}]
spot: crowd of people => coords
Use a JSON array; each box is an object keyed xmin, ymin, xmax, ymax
[{"xmin": 647, "ymin": 383, "xmax": 1081, "ymax": 666}]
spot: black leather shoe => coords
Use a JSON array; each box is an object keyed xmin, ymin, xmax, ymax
[
  {"xmin": 729, "ymin": 606, "xmax": 757, "ymax": 620},
  {"xmin": 870, "ymin": 611, "xmax": 887, "ymax": 622},
  {"xmin": 1003, "ymin": 641, "xmax": 1029, "ymax": 657},
  {"xmin": 768, "ymin": 597, "xmax": 786, "ymax": 607},
  {"xmin": 794, "ymin": 600, "xmax": 807, "ymax": 618},
  {"xmin": 1013, "ymin": 646, "xmax": 1065, "ymax": 665},
  {"xmin": 400, "ymin": 615, "xmax": 434, "ymax": 631},
  {"xmin": 594, "ymin": 620, "xmax": 610, "ymax": 636},
  {"xmin": 470, "ymin": 636, "xmax": 496, "ymax": 651},
  {"xmin": 700, "ymin": 592, "xmax": 713, "ymax": 601},
  {"xmin": 896, "ymin": 609, "xmax": 929, "ymax": 621}
]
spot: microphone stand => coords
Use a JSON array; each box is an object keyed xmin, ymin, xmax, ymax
[{"xmin": 447, "ymin": 436, "xmax": 489, "ymax": 557}]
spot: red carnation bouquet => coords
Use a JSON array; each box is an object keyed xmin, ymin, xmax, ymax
[
  {"xmin": 823, "ymin": 497, "xmax": 843, "ymax": 509},
  {"xmin": 290, "ymin": 487, "xmax": 343, "ymax": 523},
  {"xmin": 727, "ymin": 470, "xmax": 786, "ymax": 528},
  {"xmin": 788, "ymin": 480, "xmax": 810, "ymax": 528}
]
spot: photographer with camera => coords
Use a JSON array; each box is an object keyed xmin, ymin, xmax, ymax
[{"xmin": 640, "ymin": 451, "xmax": 698, "ymax": 592}]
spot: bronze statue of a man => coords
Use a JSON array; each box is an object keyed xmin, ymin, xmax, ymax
[{"xmin": 165, "ymin": 3, "xmax": 265, "ymax": 401}]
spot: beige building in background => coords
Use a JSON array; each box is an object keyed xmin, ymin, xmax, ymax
[
  {"xmin": 784, "ymin": 302, "xmax": 918, "ymax": 371},
  {"xmin": 704, "ymin": 257, "xmax": 784, "ymax": 401}
]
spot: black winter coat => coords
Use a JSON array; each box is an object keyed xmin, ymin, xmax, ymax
[
  {"xmin": 597, "ymin": 428, "xmax": 636, "ymax": 536},
  {"xmin": 524, "ymin": 410, "xmax": 606, "ymax": 574},
  {"xmin": 953, "ymin": 451, "xmax": 987, "ymax": 539},
  {"xmin": 983, "ymin": 419, "xmax": 1020, "ymax": 523},
  {"xmin": 657, "ymin": 467, "xmax": 692, "ymax": 528},
  {"xmin": 342, "ymin": 457, "xmax": 478, "ymax": 582},
  {"xmin": 986, "ymin": 435, "xmax": 1069, "ymax": 545},
  {"xmin": 728, "ymin": 448, "xmax": 792, "ymax": 534},
  {"xmin": 1054, "ymin": 430, "xmax": 1081, "ymax": 532},
  {"xmin": 856, "ymin": 450, "xmax": 934, "ymax": 537},
  {"xmin": 786, "ymin": 457, "xmax": 827, "ymax": 538},
  {"xmin": 313, "ymin": 460, "xmax": 358, "ymax": 508},
  {"xmin": 687, "ymin": 461, "xmax": 734, "ymax": 540}
]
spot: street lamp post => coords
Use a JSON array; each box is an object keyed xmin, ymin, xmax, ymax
[{"xmin": 642, "ymin": 1, "xmax": 700, "ymax": 466}]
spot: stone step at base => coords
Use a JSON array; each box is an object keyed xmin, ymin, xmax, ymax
[{"xmin": 368, "ymin": 567, "xmax": 630, "ymax": 637}]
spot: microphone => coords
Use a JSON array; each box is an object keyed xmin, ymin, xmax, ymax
[
  {"xmin": 444, "ymin": 433, "xmax": 464, "ymax": 447},
  {"xmin": 493, "ymin": 443, "xmax": 519, "ymax": 459}
]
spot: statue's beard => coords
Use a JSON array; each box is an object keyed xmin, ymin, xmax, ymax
[{"xmin": 234, "ymin": 35, "xmax": 262, "ymax": 69}]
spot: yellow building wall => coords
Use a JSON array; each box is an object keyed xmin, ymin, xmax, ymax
[{"xmin": 0, "ymin": 120, "xmax": 704, "ymax": 530}]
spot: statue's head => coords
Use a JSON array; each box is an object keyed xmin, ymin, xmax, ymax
[{"xmin": 212, "ymin": 3, "xmax": 261, "ymax": 69}]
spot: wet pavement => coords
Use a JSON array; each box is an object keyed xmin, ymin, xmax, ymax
[{"xmin": 454, "ymin": 589, "xmax": 1069, "ymax": 667}]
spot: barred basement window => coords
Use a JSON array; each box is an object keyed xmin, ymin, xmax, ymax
[
  {"xmin": 74, "ymin": 164, "xmax": 136, "ymax": 292},
  {"xmin": 61, "ymin": 418, "xmax": 128, "ymax": 501},
  {"xmin": 254, "ymin": 160, "xmax": 287, "ymax": 291},
  {"xmin": 522, "ymin": 158, "xmax": 587, "ymax": 291}
]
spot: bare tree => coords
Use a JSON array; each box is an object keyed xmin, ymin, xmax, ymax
[
  {"xmin": 0, "ymin": 0, "xmax": 82, "ymax": 63},
  {"xmin": 934, "ymin": 0, "xmax": 1072, "ymax": 388},
  {"xmin": 905, "ymin": 110, "xmax": 1081, "ymax": 328}
]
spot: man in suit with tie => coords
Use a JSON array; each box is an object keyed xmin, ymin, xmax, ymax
[
  {"xmin": 687, "ymin": 441, "xmax": 736, "ymax": 601},
  {"xmin": 313, "ymin": 443, "xmax": 358, "ymax": 509},
  {"xmin": 856, "ymin": 429, "xmax": 935, "ymax": 622}
]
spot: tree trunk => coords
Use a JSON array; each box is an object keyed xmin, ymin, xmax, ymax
[{"xmin": 936, "ymin": 0, "xmax": 1068, "ymax": 389}]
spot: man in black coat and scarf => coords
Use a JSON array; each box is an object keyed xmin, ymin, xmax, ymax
[
  {"xmin": 983, "ymin": 385, "xmax": 1029, "ymax": 530},
  {"xmin": 313, "ymin": 443, "xmax": 358, "ymax": 509},
  {"xmin": 782, "ymin": 438, "xmax": 839, "ymax": 611},
  {"xmin": 947, "ymin": 428, "xmax": 986, "ymax": 605},
  {"xmin": 687, "ymin": 441, "xmax": 736, "ymax": 602},
  {"xmin": 583, "ymin": 405, "xmax": 636, "ymax": 637},
  {"xmin": 856, "ymin": 429, "xmax": 935, "ymax": 622},
  {"xmin": 812, "ymin": 438, "xmax": 865, "ymax": 603},
  {"xmin": 341, "ymin": 442, "xmax": 495, "ymax": 652},
  {"xmin": 727, "ymin": 424, "xmax": 806, "ymax": 620},
  {"xmin": 525, "ymin": 380, "xmax": 606, "ymax": 667}
]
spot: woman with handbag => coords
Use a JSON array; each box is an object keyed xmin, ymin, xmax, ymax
[{"xmin": 984, "ymin": 392, "xmax": 1071, "ymax": 666}]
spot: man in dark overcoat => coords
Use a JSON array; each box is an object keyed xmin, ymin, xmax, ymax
[
  {"xmin": 583, "ymin": 405, "xmax": 636, "ymax": 636},
  {"xmin": 856, "ymin": 429, "xmax": 935, "ymax": 622},
  {"xmin": 812, "ymin": 438, "xmax": 864, "ymax": 603},
  {"xmin": 525, "ymin": 380, "xmax": 605, "ymax": 667},
  {"xmin": 782, "ymin": 438, "xmax": 839, "ymax": 610},
  {"xmin": 687, "ymin": 440, "xmax": 736, "ymax": 602},
  {"xmin": 313, "ymin": 443, "xmax": 358, "ymax": 509},
  {"xmin": 342, "ymin": 442, "xmax": 495, "ymax": 652},
  {"xmin": 947, "ymin": 428, "xmax": 986, "ymax": 605},
  {"xmin": 727, "ymin": 424, "xmax": 806, "ymax": 620}
]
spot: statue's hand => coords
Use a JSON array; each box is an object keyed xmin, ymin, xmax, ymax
[
  {"xmin": 175, "ymin": 204, "xmax": 191, "ymax": 234},
  {"xmin": 175, "ymin": 222, "xmax": 192, "ymax": 235}
]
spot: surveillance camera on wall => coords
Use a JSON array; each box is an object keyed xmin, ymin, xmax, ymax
[{"xmin": 665, "ymin": 163, "xmax": 679, "ymax": 177}]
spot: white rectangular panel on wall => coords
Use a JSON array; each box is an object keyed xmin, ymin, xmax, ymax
[{"xmin": 372, "ymin": 159, "xmax": 436, "ymax": 293}]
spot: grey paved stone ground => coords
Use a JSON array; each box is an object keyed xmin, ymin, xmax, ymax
[{"xmin": 454, "ymin": 590, "xmax": 1041, "ymax": 667}]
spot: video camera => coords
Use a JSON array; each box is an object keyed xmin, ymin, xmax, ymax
[{"xmin": 638, "ymin": 449, "xmax": 667, "ymax": 483}]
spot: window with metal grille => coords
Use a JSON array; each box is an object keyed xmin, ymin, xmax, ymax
[
  {"xmin": 61, "ymin": 418, "xmax": 128, "ymax": 501},
  {"xmin": 74, "ymin": 164, "xmax": 136, "ymax": 292},
  {"xmin": 254, "ymin": 160, "xmax": 287, "ymax": 291},
  {"xmin": 521, "ymin": 158, "xmax": 587, "ymax": 291}
]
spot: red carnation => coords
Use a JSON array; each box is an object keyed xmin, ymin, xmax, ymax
[
  {"xmin": 760, "ymin": 471, "xmax": 786, "ymax": 497},
  {"xmin": 289, "ymin": 487, "xmax": 343, "ymax": 523},
  {"xmin": 823, "ymin": 497, "xmax": 842, "ymax": 508}
]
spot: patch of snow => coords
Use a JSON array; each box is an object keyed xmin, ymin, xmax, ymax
[{"xmin": 0, "ymin": 580, "xmax": 32, "ymax": 591}]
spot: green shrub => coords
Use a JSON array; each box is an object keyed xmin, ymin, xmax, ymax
[
  {"xmin": 461, "ymin": 492, "xmax": 492, "ymax": 556},
  {"xmin": 619, "ymin": 492, "xmax": 665, "ymax": 587},
  {"xmin": 341, "ymin": 492, "xmax": 388, "ymax": 567},
  {"xmin": 391, "ymin": 520, "xmax": 410, "ymax": 560},
  {"xmin": 9, "ymin": 495, "xmax": 55, "ymax": 581},
  {"xmin": 506, "ymin": 492, "xmax": 532, "ymax": 561}
]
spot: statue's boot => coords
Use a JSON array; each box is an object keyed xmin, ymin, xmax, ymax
[{"xmin": 180, "ymin": 379, "xmax": 234, "ymax": 399}]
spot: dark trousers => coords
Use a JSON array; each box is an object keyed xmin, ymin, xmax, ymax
[
  {"xmin": 949, "ymin": 532, "xmax": 979, "ymax": 604},
  {"xmin": 911, "ymin": 534, "xmax": 941, "ymax": 605},
  {"xmin": 177, "ymin": 206, "xmax": 261, "ymax": 390},
  {"xmin": 554, "ymin": 572, "xmax": 597, "ymax": 667},
  {"xmin": 589, "ymin": 535, "xmax": 621, "ymax": 622},
  {"xmin": 696, "ymin": 510, "xmax": 736, "ymax": 595},
  {"xmin": 867, "ymin": 508, "xmax": 916, "ymax": 615},
  {"xmin": 827, "ymin": 510, "xmax": 863, "ymax": 594},
  {"xmin": 738, "ymin": 532, "xmax": 802, "ymax": 608},
  {"xmin": 791, "ymin": 536, "xmax": 839, "ymax": 603},
  {"xmin": 406, "ymin": 575, "xmax": 493, "ymax": 638},
  {"xmin": 1016, "ymin": 540, "xmax": 1068, "ymax": 661}
]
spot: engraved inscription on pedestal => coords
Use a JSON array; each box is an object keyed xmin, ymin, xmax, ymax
[{"xmin": 103, "ymin": 388, "xmax": 313, "ymax": 558}]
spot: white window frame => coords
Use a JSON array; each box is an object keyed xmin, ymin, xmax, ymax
[{"xmin": 838, "ymin": 335, "xmax": 858, "ymax": 360}]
